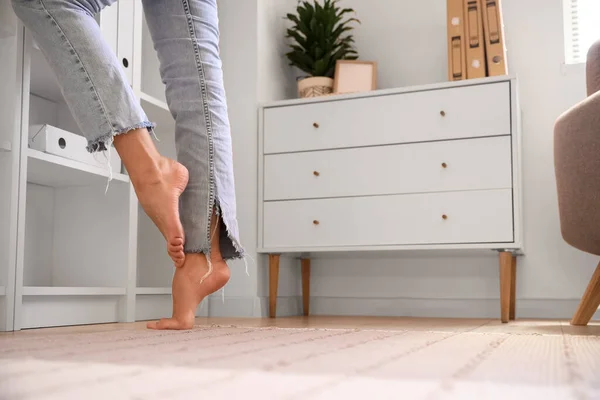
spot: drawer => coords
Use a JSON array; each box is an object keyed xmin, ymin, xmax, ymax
[
  {"xmin": 263, "ymin": 82, "xmax": 511, "ymax": 154},
  {"xmin": 263, "ymin": 189, "xmax": 514, "ymax": 249},
  {"xmin": 264, "ymin": 136, "xmax": 512, "ymax": 201}
]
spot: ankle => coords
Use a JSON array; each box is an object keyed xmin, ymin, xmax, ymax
[
  {"xmin": 184, "ymin": 253, "xmax": 227, "ymax": 269},
  {"xmin": 130, "ymin": 157, "xmax": 167, "ymax": 187},
  {"xmin": 113, "ymin": 128, "xmax": 164, "ymax": 185}
]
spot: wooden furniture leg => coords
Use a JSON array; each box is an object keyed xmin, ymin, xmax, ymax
[
  {"xmin": 571, "ymin": 262, "xmax": 600, "ymax": 326},
  {"xmin": 301, "ymin": 258, "xmax": 311, "ymax": 316},
  {"xmin": 269, "ymin": 254, "xmax": 280, "ymax": 318},
  {"xmin": 499, "ymin": 251, "xmax": 516, "ymax": 323},
  {"xmin": 510, "ymin": 255, "xmax": 517, "ymax": 321}
]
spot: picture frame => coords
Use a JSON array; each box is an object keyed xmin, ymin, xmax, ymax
[{"xmin": 333, "ymin": 60, "xmax": 377, "ymax": 94}]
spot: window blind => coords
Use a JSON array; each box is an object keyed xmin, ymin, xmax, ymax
[{"xmin": 564, "ymin": 0, "xmax": 600, "ymax": 64}]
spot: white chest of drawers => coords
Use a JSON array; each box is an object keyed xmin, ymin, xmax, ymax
[{"xmin": 258, "ymin": 76, "xmax": 523, "ymax": 322}]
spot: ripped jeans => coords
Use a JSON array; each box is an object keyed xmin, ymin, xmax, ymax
[{"xmin": 12, "ymin": 0, "xmax": 244, "ymax": 259}]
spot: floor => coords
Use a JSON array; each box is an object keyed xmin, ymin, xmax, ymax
[{"xmin": 1, "ymin": 317, "xmax": 599, "ymax": 399}]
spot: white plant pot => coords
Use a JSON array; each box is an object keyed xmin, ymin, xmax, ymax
[{"xmin": 297, "ymin": 76, "xmax": 334, "ymax": 98}]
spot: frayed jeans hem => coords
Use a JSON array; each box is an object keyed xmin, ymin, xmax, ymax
[
  {"xmin": 86, "ymin": 121, "xmax": 156, "ymax": 153},
  {"xmin": 183, "ymin": 247, "xmax": 246, "ymax": 261}
]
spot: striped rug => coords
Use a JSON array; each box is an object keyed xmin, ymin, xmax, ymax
[{"xmin": 1, "ymin": 320, "xmax": 599, "ymax": 399}]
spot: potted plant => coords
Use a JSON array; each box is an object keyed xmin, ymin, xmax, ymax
[{"xmin": 285, "ymin": 0, "xmax": 360, "ymax": 98}]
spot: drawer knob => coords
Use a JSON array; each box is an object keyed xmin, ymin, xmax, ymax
[
  {"xmin": 442, "ymin": 214, "xmax": 448, "ymax": 220},
  {"xmin": 313, "ymin": 220, "xmax": 320, "ymax": 225},
  {"xmin": 440, "ymin": 110, "xmax": 446, "ymax": 117},
  {"xmin": 313, "ymin": 122, "xmax": 320, "ymax": 128},
  {"xmin": 441, "ymin": 162, "xmax": 447, "ymax": 168},
  {"xmin": 313, "ymin": 171, "xmax": 320, "ymax": 177}
]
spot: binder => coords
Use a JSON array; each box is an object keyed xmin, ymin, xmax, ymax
[
  {"xmin": 463, "ymin": 0, "xmax": 486, "ymax": 79},
  {"xmin": 447, "ymin": 0, "xmax": 467, "ymax": 81},
  {"xmin": 481, "ymin": 0, "xmax": 508, "ymax": 76}
]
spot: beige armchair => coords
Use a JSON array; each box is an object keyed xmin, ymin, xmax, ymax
[{"xmin": 554, "ymin": 40, "xmax": 600, "ymax": 326}]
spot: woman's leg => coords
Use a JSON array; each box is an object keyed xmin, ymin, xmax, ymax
[
  {"xmin": 142, "ymin": 0, "xmax": 244, "ymax": 330},
  {"xmin": 11, "ymin": 0, "xmax": 188, "ymax": 266}
]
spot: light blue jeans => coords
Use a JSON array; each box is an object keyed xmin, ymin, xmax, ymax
[{"xmin": 12, "ymin": 0, "xmax": 243, "ymax": 260}]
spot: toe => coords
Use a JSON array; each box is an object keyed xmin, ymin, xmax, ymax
[
  {"xmin": 168, "ymin": 246, "xmax": 185, "ymax": 267},
  {"xmin": 174, "ymin": 257, "xmax": 185, "ymax": 268},
  {"xmin": 148, "ymin": 318, "xmax": 193, "ymax": 330},
  {"xmin": 170, "ymin": 237, "xmax": 184, "ymax": 247},
  {"xmin": 168, "ymin": 243, "xmax": 184, "ymax": 253},
  {"xmin": 146, "ymin": 321, "xmax": 160, "ymax": 329}
]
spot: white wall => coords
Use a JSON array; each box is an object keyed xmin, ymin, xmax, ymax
[
  {"xmin": 257, "ymin": 0, "xmax": 298, "ymax": 102},
  {"xmin": 254, "ymin": 0, "xmax": 304, "ymax": 315},
  {"xmin": 217, "ymin": 0, "xmax": 600, "ymax": 319},
  {"xmin": 208, "ymin": 0, "xmax": 262, "ymax": 316}
]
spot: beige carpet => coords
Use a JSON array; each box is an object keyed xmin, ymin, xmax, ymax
[{"xmin": 0, "ymin": 318, "xmax": 599, "ymax": 399}]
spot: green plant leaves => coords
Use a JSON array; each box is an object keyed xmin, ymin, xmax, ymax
[{"xmin": 284, "ymin": 0, "xmax": 360, "ymax": 78}]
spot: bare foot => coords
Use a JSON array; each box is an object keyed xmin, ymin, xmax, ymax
[
  {"xmin": 147, "ymin": 254, "xmax": 230, "ymax": 330},
  {"xmin": 112, "ymin": 129, "xmax": 189, "ymax": 267},
  {"xmin": 134, "ymin": 157, "xmax": 189, "ymax": 267}
]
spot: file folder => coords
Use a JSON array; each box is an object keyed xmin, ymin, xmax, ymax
[
  {"xmin": 482, "ymin": 0, "xmax": 508, "ymax": 76},
  {"xmin": 464, "ymin": 0, "xmax": 486, "ymax": 79},
  {"xmin": 447, "ymin": 0, "xmax": 467, "ymax": 81}
]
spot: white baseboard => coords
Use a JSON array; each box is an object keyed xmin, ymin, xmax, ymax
[
  {"xmin": 257, "ymin": 296, "xmax": 303, "ymax": 317},
  {"xmin": 207, "ymin": 295, "xmax": 258, "ymax": 317},
  {"xmin": 0, "ymin": 298, "xmax": 7, "ymax": 332},
  {"xmin": 207, "ymin": 296, "xmax": 600, "ymax": 320},
  {"xmin": 309, "ymin": 297, "xmax": 600, "ymax": 320}
]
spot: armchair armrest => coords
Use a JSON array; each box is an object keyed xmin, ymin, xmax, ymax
[{"xmin": 554, "ymin": 90, "xmax": 600, "ymax": 254}]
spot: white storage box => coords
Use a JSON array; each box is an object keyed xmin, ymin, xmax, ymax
[{"xmin": 29, "ymin": 124, "xmax": 122, "ymax": 173}]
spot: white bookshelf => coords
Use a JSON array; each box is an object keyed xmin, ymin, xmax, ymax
[
  {"xmin": 22, "ymin": 287, "xmax": 126, "ymax": 296},
  {"xmin": 3, "ymin": 1, "xmax": 212, "ymax": 331},
  {"xmin": 21, "ymin": 286, "xmax": 128, "ymax": 328},
  {"xmin": 18, "ymin": 165, "xmax": 132, "ymax": 328},
  {"xmin": 139, "ymin": 15, "xmax": 167, "ymax": 106},
  {"xmin": 20, "ymin": 295, "xmax": 125, "ymax": 329},
  {"xmin": 27, "ymin": 148, "xmax": 130, "ymax": 187},
  {"xmin": 0, "ymin": 11, "xmax": 21, "ymax": 332},
  {"xmin": 136, "ymin": 287, "xmax": 171, "ymax": 295},
  {"xmin": 140, "ymin": 92, "xmax": 169, "ymax": 112},
  {"xmin": 9, "ymin": 6, "xmax": 138, "ymax": 330},
  {"xmin": 29, "ymin": 47, "xmax": 64, "ymax": 103}
]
